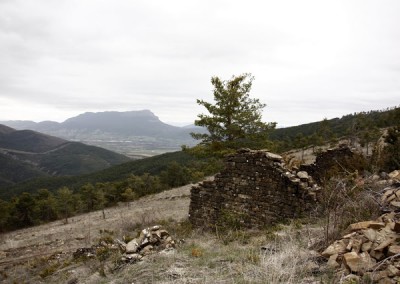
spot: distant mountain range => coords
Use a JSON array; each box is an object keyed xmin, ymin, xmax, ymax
[
  {"xmin": 0, "ymin": 124, "xmax": 130, "ymax": 187},
  {"xmin": 1, "ymin": 110, "xmax": 204, "ymax": 157}
]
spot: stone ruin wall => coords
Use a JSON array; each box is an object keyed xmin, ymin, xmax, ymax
[
  {"xmin": 189, "ymin": 149, "xmax": 321, "ymax": 229},
  {"xmin": 299, "ymin": 145, "xmax": 366, "ymax": 183}
]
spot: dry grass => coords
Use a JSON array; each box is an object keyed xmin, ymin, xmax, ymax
[
  {"xmin": 0, "ymin": 180, "xmax": 333, "ymax": 284},
  {"xmin": 75, "ymin": 220, "xmax": 327, "ymax": 284}
]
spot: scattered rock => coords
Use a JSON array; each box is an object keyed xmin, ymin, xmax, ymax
[
  {"xmin": 343, "ymin": 252, "xmax": 362, "ymax": 272},
  {"xmin": 381, "ymin": 185, "xmax": 400, "ymax": 212},
  {"xmin": 322, "ymin": 240, "xmax": 347, "ymax": 257},
  {"xmin": 322, "ymin": 212, "xmax": 400, "ymax": 281},
  {"xmin": 388, "ymin": 245, "xmax": 400, "ymax": 256},
  {"xmin": 327, "ymin": 254, "xmax": 340, "ymax": 268},
  {"xmin": 73, "ymin": 225, "xmax": 176, "ymax": 266},
  {"xmin": 120, "ymin": 226, "xmax": 175, "ymax": 263},
  {"xmin": 126, "ymin": 239, "xmax": 139, "ymax": 253},
  {"xmin": 388, "ymin": 170, "xmax": 400, "ymax": 180},
  {"xmin": 348, "ymin": 221, "xmax": 385, "ymax": 232},
  {"xmin": 297, "ymin": 171, "xmax": 309, "ymax": 180},
  {"xmin": 264, "ymin": 152, "xmax": 283, "ymax": 162},
  {"xmin": 73, "ymin": 247, "xmax": 96, "ymax": 259}
]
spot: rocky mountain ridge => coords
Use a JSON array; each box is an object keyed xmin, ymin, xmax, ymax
[{"xmin": 1, "ymin": 110, "xmax": 204, "ymax": 157}]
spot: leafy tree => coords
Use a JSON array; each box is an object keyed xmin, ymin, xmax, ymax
[
  {"xmin": 293, "ymin": 133, "xmax": 308, "ymax": 162},
  {"xmin": 317, "ymin": 118, "xmax": 334, "ymax": 144},
  {"xmin": 0, "ymin": 199, "xmax": 12, "ymax": 232},
  {"xmin": 96, "ymin": 182, "xmax": 119, "ymax": 207},
  {"xmin": 309, "ymin": 132, "xmax": 324, "ymax": 153},
  {"xmin": 360, "ymin": 126, "xmax": 381, "ymax": 155},
  {"xmin": 191, "ymin": 73, "xmax": 276, "ymax": 149},
  {"xmin": 35, "ymin": 189, "xmax": 58, "ymax": 223},
  {"xmin": 381, "ymin": 126, "xmax": 400, "ymax": 171},
  {"xmin": 160, "ymin": 162, "xmax": 191, "ymax": 187},
  {"xmin": 13, "ymin": 192, "xmax": 37, "ymax": 227},
  {"xmin": 125, "ymin": 173, "xmax": 164, "ymax": 197},
  {"xmin": 121, "ymin": 188, "xmax": 136, "ymax": 206},
  {"xmin": 81, "ymin": 183, "xmax": 106, "ymax": 212},
  {"xmin": 126, "ymin": 174, "xmax": 145, "ymax": 196},
  {"xmin": 140, "ymin": 173, "xmax": 164, "ymax": 195},
  {"xmin": 57, "ymin": 187, "xmax": 75, "ymax": 224}
]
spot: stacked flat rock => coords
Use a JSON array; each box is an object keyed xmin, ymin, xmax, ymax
[
  {"xmin": 322, "ymin": 212, "xmax": 400, "ymax": 283},
  {"xmin": 381, "ymin": 186, "xmax": 400, "ymax": 212},
  {"xmin": 377, "ymin": 170, "xmax": 400, "ymax": 213},
  {"xmin": 120, "ymin": 225, "xmax": 175, "ymax": 262},
  {"xmin": 190, "ymin": 148, "xmax": 320, "ymax": 229}
]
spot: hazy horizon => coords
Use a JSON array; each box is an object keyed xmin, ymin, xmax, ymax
[
  {"xmin": 1, "ymin": 105, "xmax": 398, "ymax": 129},
  {"xmin": 1, "ymin": 0, "xmax": 399, "ymax": 126}
]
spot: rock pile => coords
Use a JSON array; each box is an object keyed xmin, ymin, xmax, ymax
[
  {"xmin": 322, "ymin": 212, "xmax": 400, "ymax": 283},
  {"xmin": 119, "ymin": 225, "xmax": 175, "ymax": 263},
  {"xmin": 381, "ymin": 185, "xmax": 400, "ymax": 213},
  {"xmin": 381, "ymin": 170, "xmax": 400, "ymax": 212},
  {"xmin": 73, "ymin": 225, "xmax": 175, "ymax": 264}
]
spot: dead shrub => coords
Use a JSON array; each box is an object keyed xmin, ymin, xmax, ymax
[{"xmin": 316, "ymin": 175, "xmax": 380, "ymax": 247}]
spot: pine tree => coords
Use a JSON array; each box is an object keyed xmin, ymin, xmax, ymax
[{"xmin": 191, "ymin": 73, "xmax": 276, "ymax": 149}]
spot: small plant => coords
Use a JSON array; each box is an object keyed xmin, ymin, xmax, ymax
[
  {"xmin": 191, "ymin": 247, "xmax": 203, "ymax": 258},
  {"xmin": 159, "ymin": 219, "xmax": 193, "ymax": 239},
  {"xmin": 215, "ymin": 208, "xmax": 252, "ymax": 244},
  {"xmin": 98, "ymin": 229, "xmax": 115, "ymax": 244},
  {"xmin": 217, "ymin": 209, "xmax": 250, "ymax": 231},
  {"xmin": 246, "ymin": 248, "xmax": 260, "ymax": 264},
  {"xmin": 291, "ymin": 219, "xmax": 303, "ymax": 230},
  {"xmin": 264, "ymin": 223, "xmax": 284, "ymax": 241},
  {"xmin": 39, "ymin": 263, "xmax": 60, "ymax": 278},
  {"xmin": 123, "ymin": 234, "xmax": 134, "ymax": 243},
  {"xmin": 96, "ymin": 246, "xmax": 112, "ymax": 262}
]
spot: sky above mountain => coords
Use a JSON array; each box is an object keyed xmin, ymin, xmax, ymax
[{"xmin": 0, "ymin": 0, "xmax": 399, "ymax": 127}]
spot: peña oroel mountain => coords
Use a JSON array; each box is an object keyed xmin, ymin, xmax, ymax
[
  {"xmin": 1, "ymin": 110, "xmax": 204, "ymax": 158},
  {"xmin": 0, "ymin": 124, "xmax": 130, "ymax": 187}
]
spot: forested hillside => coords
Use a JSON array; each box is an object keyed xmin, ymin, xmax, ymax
[
  {"xmin": 0, "ymin": 150, "xmax": 222, "ymax": 231},
  {"xmin": 271, "ymin": 106, "xmax": 399, "ymax": 152},
  {"xmin": 1, "ymin": 106, "xmax": 398, "ymax": 233},
  {"xmin": 0, "ymin": 125, "xmax": 131, "ymax": 186}
]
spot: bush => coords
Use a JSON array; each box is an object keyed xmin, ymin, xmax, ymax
[{"xmin": 317, "ymin": 175, "xmax": 380, "ymax": 246}]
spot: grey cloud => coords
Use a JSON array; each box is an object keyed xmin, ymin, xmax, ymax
[{"xmin": 0, "ymin": 0, "xmax": 399, "ymax": 126}]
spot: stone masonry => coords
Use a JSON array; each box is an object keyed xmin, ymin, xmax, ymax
[
  {"xmin": 300, "ymin": 145, "xmax": 366, "ymax": 183},
  {"xmin": 189, "ymin": 149, "xmax": 320, "ymax": 229}
]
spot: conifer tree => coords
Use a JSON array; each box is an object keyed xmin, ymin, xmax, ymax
[{"xmin": 191, "ymin": 73, "xmax": 275, "ymax": 149}]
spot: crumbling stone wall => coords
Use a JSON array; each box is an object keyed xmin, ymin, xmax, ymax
[
  {"xmin": 189, "ymin": 149, "xmax": 320, "ymax": 229},
  {"xmin": 300, "ymin": 145, "xmax": 366, "ymax": 183}
]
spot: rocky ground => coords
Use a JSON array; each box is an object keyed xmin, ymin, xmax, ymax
[
  {"xmin": 0, "ymin": 176, "xmax": 329, "ymax": 284},
  {"xmin": 0, "ymin": 183, "xmax": 193, "ymax": 283},
  {"xmin": 1, "ymin": 161, "xmax": 399, "ymax": 283}
]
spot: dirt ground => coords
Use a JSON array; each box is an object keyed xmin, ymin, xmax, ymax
[
  {"xmin": 0, "ymin": 176, "xmax": 326, "ymax": 284},
  {"xmin": 0, "ymin": 182, "xmax": 196, "ymax": 270}
]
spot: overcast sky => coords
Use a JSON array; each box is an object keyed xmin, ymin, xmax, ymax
[{"xmin": 0, "ymin": 0, "xmax": 399, "ymax": 127}]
